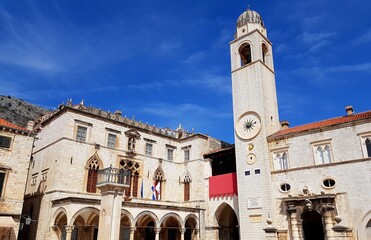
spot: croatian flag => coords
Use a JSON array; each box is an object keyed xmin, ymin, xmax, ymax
[{"xmin": 151, "ymin": 181, "xmax": 161, "ymax": 200}]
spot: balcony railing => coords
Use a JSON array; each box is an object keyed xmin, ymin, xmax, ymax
[
  {"xmin": 97, "ymin": 167, "xmax": 131, "ymax": 187},
  {"xmin": 209, "ymin": 172, "xmax": 238, "ymax": 198}
]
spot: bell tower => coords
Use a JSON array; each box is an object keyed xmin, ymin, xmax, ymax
[{"xmin": 230, "ymin": 8, "xmax": 280, "ymax": 239}]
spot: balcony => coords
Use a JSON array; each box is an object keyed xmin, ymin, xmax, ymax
[
  {"xmin": 209, "ymin": 173, "xmax": 238, "ymax": 198},
  {"xmin": 97, "ymin": 167, "xmax": 131, "ymax": 188}
]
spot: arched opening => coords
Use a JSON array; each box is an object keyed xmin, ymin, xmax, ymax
[
  {"xmin": 239, "ymin": 43, "xmax": 252, "ymax": 66},
  {"xmin": 366, "ymin": 219, "xmax": 371, "ymax": 240},
  {"xmin": 215, "ymin": 203, "xmax": 239, "ymax": 240},
  {"xmin": 160, "ymin": 216, "xmax": 181, "ymax": 240},
  {"xmin": 70, "ymin": 208, "xmax": 99, "ymax": 240},
  {"xmin": 86, "ymin": 153, "xmax": 102, "ymax": 193},
  {"xmin": 185, "ymin": 216, "xmax": 197, "ymax": 240},
  {"xmin": 135, "ymin": 213, "xmax": 157, "ymax": 240},
  {"xmin": 120, "ymin": 215, "xmax": 131, "ymax": 240},
  {"xmin": 301, "ymin": 210, "xmax": 325, "ymax": 240},
  {"xmin": 262, "ymin": 43, "xmax": 268, "ymax": 64},
  {"xmin": 183, "ymin": 172, "xmax": 191, "ymax": 201},
  {"xmin": 53, "ymin": 211, "xmax": 67, "ymax": 240}
]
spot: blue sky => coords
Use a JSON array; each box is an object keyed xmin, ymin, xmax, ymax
[{"xmin": 0, "ymin": 0, "xmax": 370, "ymax": 143}]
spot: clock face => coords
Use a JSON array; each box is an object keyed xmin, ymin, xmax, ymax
[{"xmin": 235, "ymin": 112, "xmax": 262, "ymax": 140}]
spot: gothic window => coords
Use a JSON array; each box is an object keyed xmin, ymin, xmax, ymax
[
  {"xmin": 239, "ymin": 43, "xmax": 252, "ymax": 66},
  {"xmin": 365, "ymin": 138, "xmax": 371, "ymax": 157},
  {"xmin": 76, "ymin": 126, "xmax": 87, "ymax": 141},
  {"xmin": 315, "ymin": 144, "xmax": 332, "ymax": 164},
  {"xmin": 0, "ymin": 135, "xmax": 11, "ymax": 149},
  {"xmin": 184, "ymin": 173, "xmax": 191, "ymax": 201},
  {"xmin": 107, "ymin": 133, "xmax": 117, "ymax": 148},
  {"xmin": 273, "ymin": 152, "xmax": 289, "ymax": 170},
  {"xmin": 153, "ymin": 168, "xmax": 164, "ymax": 200},
  {"xmin": 86, "ymin": 157, "xmax": 100, "ymax": 193},
  {"xmin": 119, "ymin": 159, "xmax": 141, "ymax": 201}
]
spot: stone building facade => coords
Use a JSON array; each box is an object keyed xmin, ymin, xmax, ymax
[
  {"xmin": 20, "ymin": 102, "xmax": 234, "ymax": 240},
  {"xmin": 17, "ymin": 6, "xmax": 371, "ymax": 240},
  {"xmin": 0, "ymin": 118, "xmax": 34, "ymax": 239}
]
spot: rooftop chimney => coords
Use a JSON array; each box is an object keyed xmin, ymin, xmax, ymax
[
  {"xmin": 280, "ymin": 120, "xmax": 290, "ymax": 130},
  {"xmin": 345, "ymin": 106, "xmax": 354, "ymax": 115},
  {"xmin": 27, "ymin": 121, "xmax": 34, "ymax": 131}
]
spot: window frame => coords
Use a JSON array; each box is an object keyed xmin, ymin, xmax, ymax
[
  {"xmin": 271, "ymin": 147, "xmax": 289, "ymax": 171},
  {"xmin": 74, "ymin": 120, "xmax": 92, "ymax": 142},
  {"xmin": 107, "ymin": 133, "xmax": 117, "ymax": 148},
  {"xmin": 76, "ymin": 125, "xmax": 88, "ymax": 142},
  {"xmin": 166, "ymin": 145, "xmax": 176, "ymax": 161},
  {"xmin": 322, "ymin": 177, "xmax": 336, "ymax": 189},
  {"xmin": 311, "ymin": 139, "xmax": 333, "ymax": 165},
  {"xmin": 359, "ymin": 132, "xmax": 371, "ymax": 158},
  {"xmin": 0, "ymin": 170, "xmax": 7, "ymax": 199},
  {"xmin": 145, "ymin": 143, "xmax": 153, "ymax": 156},
  {"xmin": 0, "ymin": 135, "xmax": 12, "ymax": 149}
]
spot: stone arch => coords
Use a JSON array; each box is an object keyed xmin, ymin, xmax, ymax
[
  {"xmin": 69, "ymin": 207, "xmax": 100, "ymax": 240},
  {"xmin": 153, "ymin": 166, "xmax": 165, "ymax": 181},
  {"xmin": 358, "ymin": 210, "xmax": 371, "ymax": 240},
  {"xmin": 135, "ymin": 211, "xmax": 160, "ymax": 240},
  {"xmin": 51, "ymin": 208, "xmax": 68, "ymax": 240},
  {"xmin": 160, "ymin": 212, "xmax": 183, "ymax": 227},
  {"xmin": 120, "ymin": 210, "xmax": 134, "ymax": 239},
  {"xmin": 153, "ymin": 166, "xmax": 165, "ymax": 200},
  {"xmin": 238, "ymin": 41, "xmax": 253, "ymax": 66},
  {"xmin": 184, "ymin": 214, "xmax": 199, "ymax": 240},
  {"xmin": 160, "ymin": 213, "xmax": 183, "ymax": 240},
  {"xmin": 215, "ymin": 202, "xmax": 239, "ymax": 240},
  {"xmin": 69, "ymin": 207, "xmax": 100, "ymax": 225}
]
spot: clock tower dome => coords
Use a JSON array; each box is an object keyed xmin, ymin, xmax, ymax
[{"xmin": 230, "ymin": 8, "xmax": 280, "ymax": 239}]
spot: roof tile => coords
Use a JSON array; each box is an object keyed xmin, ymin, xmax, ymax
[
  {"xmin": 269, "ymin": 110, "xmax": 371, "ymax": 139},
  {"xmin": 0, "ymin": 118, "xmax": 28, "ymax": 132}
]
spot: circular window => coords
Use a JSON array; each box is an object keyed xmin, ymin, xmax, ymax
[
  {"xmin": 322, "ymin": 178, "xmax": 336, "ymax": 188},
  {"xmin": 280, "ymin": 183, "xmax": 291, "ymax": 192}
]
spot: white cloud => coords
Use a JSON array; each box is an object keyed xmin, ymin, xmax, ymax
[{"xmin": 353, "ymin": 29, "xmax": 371, "ymax": 45}]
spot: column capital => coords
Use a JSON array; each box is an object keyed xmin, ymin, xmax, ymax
[
  {"xmin": 154, "ymin": 227, "xmax": 161, "ymax": 234},
  {"xmin": 322, "ymin": 203, "xmax": 335, "ymax": 212},
  {"xmin": 65, "ymin": 225, "xmax": 74, "ymax": 233},
  {"xmin": 180, "ymin": 228, "xmax": 186, "ymax": 234},
  {"xmin": 130, "ymin": 226, "xmax": 136, "ymax": 232},
  {"xmin": 287, "ymin": 204, "xmax": 297, "ymax": 213}
]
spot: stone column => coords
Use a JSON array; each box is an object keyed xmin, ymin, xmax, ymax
[
  {"xmin": 322, "ymin": 204, "xmax": 335, "ymax": 240},
  {"xmin": 97, "ymin": 185, "xmax": 127, "ymax": 240},
  {"xmin": 129, "ymin": 227, "xmax": 136, "ymax": 240},
  {"xmin": 180, "ymin": 228, "xmax": 186, "ymax": 240},
  {"xmin": 287, "ymin": 205, "xmax": 300, "ymax": 240},
  {"xmin": 195, "ymin": 229, "xmax": 199, "ymax": 240},
  {"xmin": 154, "ymin": 227, "xmax": 161, "ymax": 240},
  {"xmin": 65, "ymin": 225, "xmax": 74, "ymax": 240}
]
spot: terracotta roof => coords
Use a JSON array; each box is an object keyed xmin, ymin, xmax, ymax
[
  {"xmin": 269, "ymin": 110, "xmax": 371, "ymax": 139},
  {"xmin": 0, "ymin": 118, "xmax": 28, "ymax": 132}
]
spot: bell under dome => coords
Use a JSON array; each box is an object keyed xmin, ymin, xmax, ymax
[{"xmin": 237, "ymin": 9, "xmax": 265, "ymax": 28}]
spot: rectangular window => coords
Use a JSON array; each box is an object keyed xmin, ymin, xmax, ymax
[
  {"xmin": 184, "ymin": 149, "xmax": 190, "ymax": 161},
  {"xmin": 167, "ymin": 148, "xmax": 174, "ymax": 161},
  {"xmin": 76, "ymin": 126, "xmax": 87, "ymax": 141},
  {"xmin": 359, "ymin": 133, "xmax": 371, "ymax": 158},
  {"xmin": 0, "ymin": 135, "xmax": 11, "ymax": 149},
  {"xmin": 0, "ymin": 172, "xmax": 6, "ymax": 197},
  {"xmin": 145, "ymin": 143, "xmax": 153, "ymax": 156},
  {"xmin": 107, "ymin": 133, "xmax": 117, "ymax": 148}
]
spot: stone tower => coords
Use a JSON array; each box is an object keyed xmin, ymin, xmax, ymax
[{"xmin": 230, "ymin": 8, "xmax": 281, "ymax": 239}]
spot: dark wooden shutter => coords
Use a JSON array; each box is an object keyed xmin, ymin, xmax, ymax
[
  {"xmin": 184, "ymin": 182, "xmax": 190, "ymax": 201},
  {"xmin": 87, "ymin": 169, "xmax": 98, "ymax": 193}
]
